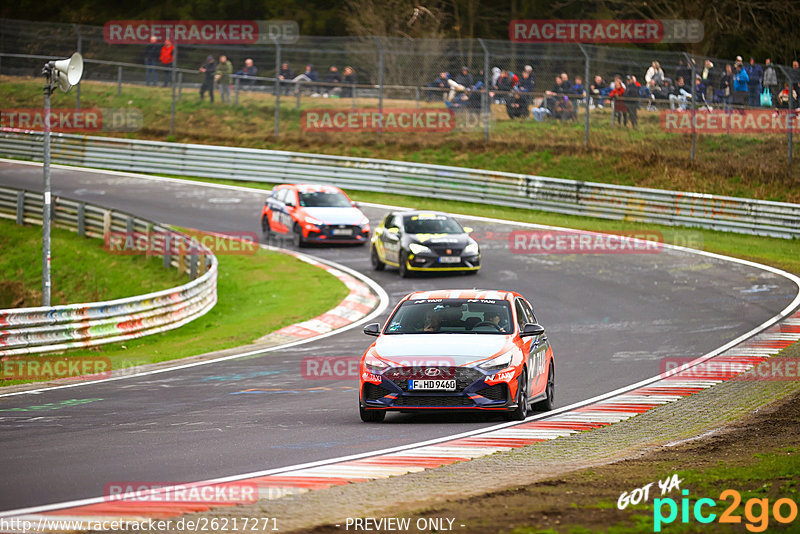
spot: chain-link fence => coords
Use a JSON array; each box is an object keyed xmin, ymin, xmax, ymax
[{"xmin": 1, "ymin": 18, "xmax": 797, "ymax": 166}]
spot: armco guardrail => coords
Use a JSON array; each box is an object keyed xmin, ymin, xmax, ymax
[
  {"xmin": 0, "ymin": 186, "xmax": 217, "ymax": 357},
  {"xmin": 1, "ymin": 131, "xmax": 799, "ymax": 238}
]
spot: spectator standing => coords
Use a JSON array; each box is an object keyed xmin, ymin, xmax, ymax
[
  {"xmin": 215, "ymin": 55, "xmax": 232, "ymax": 103},
  {"xmin": 199, "ymin": 55, "xmax": 216, "ymax": 102},
  {"xmin": 701, "ymin": 60, "xmax": 716, "ymax": 103},
  {"xmin": 609, "ymin": 77, "xmax": 627, "ymax": 125},
  {"xmin": 448, "ymin": 66, "xmax": 473, "ymax": 101},
  {"xmin": 323, "ymin": 66, "xmax": 342, "ymax": 97},
  {"xmin": 623, "ymin": 75, "xmax": 639, "ymax": 127},
  {"xmin": 792, "ymin": 60, "xmax": 800, "ymax": 100},
  {"xmin": 494, "ymin": 70, "xmax": 514, "ymax": 103},
  {"xmin": 762, "ymin": 59, "xmax": 778, "ymax": 107},
  {"xmin": 143, "ymin": 36, "xmax": 160, "ymax": 86},
  {"xmin": 235, "ymin": 58, "xmax": 258, "ymax": 89},
  {"xmin": 159, "ymin": 38, "xmax": 174, "ymax": 87},
  {"xmin": 716, "ymin": 64, "xmax": 733, "ymax": 107},
  {"xmin": 745, "ymin": 57, "xmax": 763, "ymax": 107},
  {"xmin": 342, "ymin": 66, "xmax": 358, "ymax": 98},
  {"xmin": 732, "ymin": 63, "xmax": 749, "ymax": 107}
]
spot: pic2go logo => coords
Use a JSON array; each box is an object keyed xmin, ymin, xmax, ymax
[{"xmin": 654, "ymin": 489, "xmax": 798, "ymax": 532}]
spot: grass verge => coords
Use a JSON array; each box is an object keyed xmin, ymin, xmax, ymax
[
  {"xmin": 0, "ymin": 217, "xmax": 186, "ymax": 308},
  {"xmin": 1, "ymin": 75, "xmax": 797, "ymax": 202},
  {"xmin": 0, "ymin": 220, "xmax": 350, "ymax": 386}
]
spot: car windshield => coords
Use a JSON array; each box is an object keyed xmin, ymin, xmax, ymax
[
  {"xmin": 298, "ymin": 191, "xmax": 352, "ymax": 208},
  {"xmin": 385, "ymin": 299, "xmax": 513, "ymax": 335},
  {"xmin": 403, "ymin": 214, "xmax": 463, "ymax": 234}
]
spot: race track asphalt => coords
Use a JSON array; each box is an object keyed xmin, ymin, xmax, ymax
[{"xmin": 0, "ymin": 160, "xmax": 796, "ymax": 511}]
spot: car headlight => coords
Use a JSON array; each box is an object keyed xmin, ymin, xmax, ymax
[
  {"xmin": 464, "ymin": 240, "xmax": 479, "ymax": 255},
  {"xmin": 364, "ymin": 351, "xmax": 388, "ymax": 373},
  {"xmin": 479, "ymin": 350, "xmax": 514, "ymax": 371},
  {"xmin": 304, "ymin": 216, "xmax": 323, "ymax": 226},
  {"xmin": 358, "ymin": 215, "xmax": 370, "ymax": 226},
  {"xmin": 409, "ymin": 243, "xmax": 433, "ymax": 255}
]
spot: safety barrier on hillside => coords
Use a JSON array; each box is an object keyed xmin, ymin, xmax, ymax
[
  {"xmin": 1, "ymin": 131, "xmax": 799, "ymax": 238},
  {"xmin": 0, "ymin": 186, "xmax": 217, "ymax": 357}
]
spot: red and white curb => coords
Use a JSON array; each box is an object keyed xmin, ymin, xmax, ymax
[{"xmin": 7, "ymin": 310, "xmax": 799, "ymax": 531}]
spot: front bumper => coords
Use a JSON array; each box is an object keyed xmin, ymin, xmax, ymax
[
  {"xmin": 361, "ymin": 366, "xmax": 511, "ymax": 411},
  {"xmin": 406, "ymin": 251, "xmax": 481, "ymax": 272},
  {"xmin": 305, "ymin": 224, "xmax": 369, "ymax": 243}
]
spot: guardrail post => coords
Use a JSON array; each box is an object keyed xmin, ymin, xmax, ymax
[
  {"xmin": 73, "ymin": 23, "xmax": 82, "ymax": 110},
  {"xmin": 170, "ymin": 44, "xmax": 177, "ymax": 137},
  {"xmin": 77, "ymin": 202, "xmax": 85, "ymax": 236},
  {"xmin": 415, "ymin": 86, "xmax": 419, "ymax": 109},
  {"xmin": 579, "ymin": 44, "xmax": 590, "ymax": 147},
  {"xmin": 117, "ymin": 66, "xmax": 122, "ymax": 96},
  {"xmin": 611, "ymin": 100, "xmax": 615, "ymax": 124},
  {"xmin": 190, "ymin": 254, "xmax": 198, "ymax": 279},
  {"xmin": 178, "ymin": 72, "xmax": 183, "ymax": 102},
  {"xmin": 126, "ymin": 216, "xmax": 134, "ymax": 236},
  {"xmin": 234, "ymin": 77, "xmax": 240, "ymax": 106},
  {"xmin": 477, "ymin": 38, "xmax": 490, "ymax": 143},
  {"xmin": 103, "ymin": 210, "xmax": 111, "ymax": 237},
  {"xmin": 16, "ymin": 190, "xmax": 24, "ymax": 225},
  {"xmin": 778, "ymin": 65, "xmax": 794, "ymax": 169},
  {"xmin": 374, "ymin": 36, "xmax": 384, "ymax": 141},
  {"xmin": 273, "ymin": 36, "xmax": 281, "ymax": 139},
  {"xmin": 296, "ymin": 82, "xmax": 301, "ymax": 109},
  {"xmin": 684, "ymin": 53, "xmax": 697, "ymax": 161}
]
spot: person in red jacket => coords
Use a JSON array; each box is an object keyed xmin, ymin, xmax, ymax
[
  {"xmin": 609, "ymin": 77, "xmax": 628, "ymax": 126},
  {"xmin": 159, "ymin": 39, "xmax": 174, "ymax": 87}
]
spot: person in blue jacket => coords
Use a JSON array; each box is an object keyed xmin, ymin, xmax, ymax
[
  {"xmin": 732, "ymin": 63, "xmax": 749, "ymax": 107},
  {"xmin": 745, "ymin": 57, "xmax": 763, "ymax": 107}
]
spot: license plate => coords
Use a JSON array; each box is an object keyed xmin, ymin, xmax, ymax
[
  {"xmin": 332, "ymin": 228, "xmax": 352, "ymax": 236},
  {"xmin": 409, "ymin": 379, "xmax": 456, "ymax": 391},
  {"xmin": 438, "ymin": 256, "xmax": 461, "ymax": 264}
]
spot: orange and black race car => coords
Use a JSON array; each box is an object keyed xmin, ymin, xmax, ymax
[
  {"xmin": 358, "ymin": 289, "xmax": 555, "ymax": 422},
  {"xmin": 261, "ymin": 184, "xmax": 370, "ymax": 246}
]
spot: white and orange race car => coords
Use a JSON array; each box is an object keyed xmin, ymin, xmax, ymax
[
  {"xmin": 261, "ymin": 183, "xmax": 370, "ymax": 246},
  {"xmin": 358, "ymin": 289, "xmax": 555, "ymax": 422}
]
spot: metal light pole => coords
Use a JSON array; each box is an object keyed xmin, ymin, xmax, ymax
[{"xmin": 41, "ymin": 52, "xmax": 83, "ymax": 306}]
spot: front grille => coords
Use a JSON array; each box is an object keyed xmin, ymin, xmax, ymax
[
  {"xmin": 394, "ymin": 395, "xmax": 476, "ymax": 407},
  {"xmin": 476, "ymin": 383, "xmax": 508, "ymax": 401},
  {"xmin": 384, "ymin": 367, "xmax": 484, "ymax": 392},
  {"xmin": 320, "ymin": 224, "xmax": 360, "ymax": 238},
  {"xmin": 363, "ymin": 383, "xmax": 392, "ymax": 401},
  {"xmin": 430, "ymin": 246, "xmax": 463, "ymax": 256}
]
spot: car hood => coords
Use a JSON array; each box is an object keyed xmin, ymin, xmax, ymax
[
  {"xmin": 406, "ymin": 233, "xmax": 471, "ymax": 247},
  {"xmin": 303, "ymin": 207, "xmax": 365, "ymax": 225},
  {"xmin": 374, "ymin": 334, "xmax": 510, "ymax": 366}
]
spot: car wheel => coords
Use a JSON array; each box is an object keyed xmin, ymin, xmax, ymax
[
  {"xmin": 360, "ymin": 405, "xmax": 386, "ymax": 423},
  {"xmin": 505, "ymin": 370, "xmax": 528, "ymax": 421},
  {"xmin": 533, "ymin": 363, "xmax": 555, "ymax": 412},
  {"xmin": 371, "ymin": 245, "xmax": 385, "ymax": 271},
  {"xmin": 261, "ymin": 214, "xmax": 271, "ymax": 236},
  {"xmin": 398, "ymin": 250, "xmax": 410, "ymax": 278},
  {"xmin": 293, "ymin": 223, "xmax": 305, "ymax": 248}
]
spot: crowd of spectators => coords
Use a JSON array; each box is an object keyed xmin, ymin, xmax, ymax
[{"xmin": 141, "ymin": 37, "xmax": 800, "ymax": 116}]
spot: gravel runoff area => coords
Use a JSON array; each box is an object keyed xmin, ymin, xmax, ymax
[{"xmin": 120, "ymin": 341, "xmax": 800, "ymax": 534}]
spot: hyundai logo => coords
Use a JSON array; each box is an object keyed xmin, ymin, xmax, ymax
[{"xmin": 424, "ymin": 367, "xmax": 441, "ymax": 377}]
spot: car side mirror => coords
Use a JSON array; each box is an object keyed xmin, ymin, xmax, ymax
[
  {"xmin": 520, "ymin": 323, "xmax": 545, "ymax": 337},
  {"xmin": 352, "ymin": 201, "xmax": 360, "ymax": 208},
  {"xmin": 363, "ymin": 323, "xmax": 381, "ymax": 336}
]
